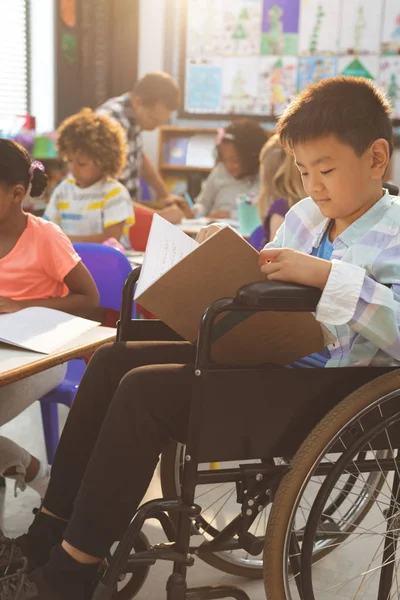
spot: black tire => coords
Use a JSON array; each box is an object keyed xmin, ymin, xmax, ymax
[
  {"xmin": 264, "ymin": 369, "xmax": 400, "ymax": 600},
  {"xmin": 112, "ymin": 531, "xmax": 150, "ymax": 600}
]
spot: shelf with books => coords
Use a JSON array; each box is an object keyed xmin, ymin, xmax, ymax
[{"xmin": 159, "ymin": 125, "xmax": 218, "ymax": 199}]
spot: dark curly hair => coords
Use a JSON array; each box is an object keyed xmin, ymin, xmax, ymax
[
  {"xmin": 218, "ymin": 119, "xmax": 268, "ymax": 177},
  {"xmin": 57, "ymin": 108, "xmax": 128, "ymax": 178},
  {"xmin": 0, "ymin": 139, "xmax": 47, "ymax": 197}
]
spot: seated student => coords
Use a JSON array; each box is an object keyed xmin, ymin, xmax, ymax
[
  {"xmin": 0, "ymin": 140, "xmax": 99, "ymax": 500},
  {"xmin": 258, "ymin": 133, "xmax": 305, "ymax": 247},
  {"xmin": 195, "ymin": 119, "xmax": 267, "ymax": 219},
  {"xmin": 44, "ymin": 108, "xmax": 135, "ymax": 246},
  {"xmin": 2, "ymin": 77, "xmax": 400, "ymax": 599}
]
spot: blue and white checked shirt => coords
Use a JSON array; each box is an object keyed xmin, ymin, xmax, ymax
[
  {"xmin": 266, "ymin": 190, "xmax": 400, "ymax": 368},
  {"xmin": 97, "ymin": 93, "xmax": 143, "ymax": 201}
]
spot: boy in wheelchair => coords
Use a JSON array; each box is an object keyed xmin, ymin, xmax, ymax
[{"xmin": 1, "ymin": 76, "xmax": 399, "ymax": 600}]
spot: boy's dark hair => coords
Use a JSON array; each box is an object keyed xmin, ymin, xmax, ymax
[
  {"xmin": 0, "ymin": 139, "xmax": 47, "ymax": 197},
  {"xmin": 220, "ymin": 119, "xmax": 268, "ymax": 177},
  {"xmin": 133, "ymin": 72, "xmax": 180, "ymax": 111},
  {"xmin": 278, "ymin": 76, "xmax": 393, "ymax": 157},
  {"xmin": 57, "ymin": 108, "xmax": 127, "ymax": 178}
]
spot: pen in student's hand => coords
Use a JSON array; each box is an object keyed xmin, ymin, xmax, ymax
[{"xmin": 184, "ymin": 193, "xmax": 195, "ymax": 209}]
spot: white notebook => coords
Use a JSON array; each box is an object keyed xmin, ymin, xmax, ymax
[{"xmin": 0, "ymin": 307, "xmax": 100, "ymax": 354}]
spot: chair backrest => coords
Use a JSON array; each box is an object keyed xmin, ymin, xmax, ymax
[
  {"xmin": 73, "ymin": 243, "xmax": 132, "ymax": 311},
  {"xmin": 129, "ymin": 205, "xmax": 154, "ymax": 251}
]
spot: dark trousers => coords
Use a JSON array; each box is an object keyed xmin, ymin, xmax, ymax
[
  {"xmin": 45, "ymin": 341, "xmax": 197, "ymax": 557},
  {"xmin": 44, "ymin": 340, "xmax": 384, "ymax": 558}
]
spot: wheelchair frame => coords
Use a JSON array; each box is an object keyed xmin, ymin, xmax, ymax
[
  {"xmin": 92, "ymin": 267, "xmax": 327, "ymax": 600},
  {"xmin": 93, "ymin": 231, "xmax": 400, "ymax": 600}
]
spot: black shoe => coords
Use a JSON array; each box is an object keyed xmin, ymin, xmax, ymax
[
  {"xmin": 0, "ymin": 533, "xmax": 24, "ymax": 577},
  {"xmin": 0, "ymin": 558, "xmax": 41, "ymax": 599},
  {"xmin": 0, "ymin": 560, "xmax": 87, "ymax": 599}
]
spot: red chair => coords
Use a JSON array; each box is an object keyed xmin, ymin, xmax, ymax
[{"xmin": 129, "ymin": 205, "xmax": 154, "ymax": 251}]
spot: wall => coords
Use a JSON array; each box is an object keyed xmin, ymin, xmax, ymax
[
  {"xmin": 138, "ymin": 0, "xmax": 400, "ymax": 186},
  {"xmin": 138, "ymin": 0, "xmax": 167, "ymax": 166},
  {"xmin": 30, "ymin": 0, "xmax": 55, "ymax": 133}
]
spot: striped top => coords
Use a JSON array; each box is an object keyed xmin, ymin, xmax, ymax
[
  {"xmin": 266, "ymin": 190, "xmax": 400, "ymax": 368},
  {"xmin": 44, "ymin": 176, "xmax": 135, "ymax": 243}
]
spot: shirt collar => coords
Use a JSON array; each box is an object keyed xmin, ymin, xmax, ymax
[
  {"xmin": 311, "ymin": 189, "xmax": 394, "ymax": 250},
  {"xmin": 122, "ymin": 93, "xmax": 139, "ymax": 129}
]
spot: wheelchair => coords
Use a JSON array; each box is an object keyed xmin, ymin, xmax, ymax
[{"xmin": 93, "ymin": 259, "xmax": 400, "ymax": 599}]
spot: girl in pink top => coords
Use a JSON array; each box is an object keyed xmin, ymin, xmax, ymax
[{"xmin": 0, "ymin": 139, "xmax": 99, "ymax": 498}]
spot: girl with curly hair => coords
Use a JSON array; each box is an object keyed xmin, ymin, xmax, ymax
[
  {"xmin": 44, "ymin": 108, "xmax": 134, "ymax": 245},
  {"xmin": 195, "ymin": 118, "xmax": 268, "ymax": 219}
]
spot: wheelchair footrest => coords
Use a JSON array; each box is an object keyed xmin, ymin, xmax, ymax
[
  {"xmin": 125, "ymin": 543, "xmax": 195, "ymax": 568},
  {"xmin": 186, "ymin": 585, "xmax": 250, "ymax": 600}
]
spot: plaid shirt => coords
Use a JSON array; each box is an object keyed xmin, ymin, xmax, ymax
[
  {"xmin": 97, "ymin": 93, "xmax": 143, "ymax": 200},
  {"xmin": 266, "ymin": 190, "xmax": 400, "ymax": 368}
]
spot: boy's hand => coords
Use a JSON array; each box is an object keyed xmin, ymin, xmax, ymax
[
  {"xmin": 0, "ymin": 297, "xmax": 22, "ymax": 314},
  {"xmin": 196, "ymin": 223, "xmax": 225, "ymax": 244},
  {"xmin": 259, "ymin": 248, "xmax": 332, "ymax": 290}
]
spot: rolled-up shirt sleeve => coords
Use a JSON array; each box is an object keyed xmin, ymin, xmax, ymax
[{"xmin": 316, "ymin": 258, "xmax": 400, "ymax": 361}]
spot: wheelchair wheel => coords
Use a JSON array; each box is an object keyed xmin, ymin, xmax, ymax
[
  {"xmin": 111, "ymin": 531, "xmax": 150, "ymax": 600},
  {"xmin": 264, "ymin": 370, "xmax": 400, "ymax": 599},
  {"xmin": 160, "ymin": 437, "xmax": 384, "ymax": 579}
]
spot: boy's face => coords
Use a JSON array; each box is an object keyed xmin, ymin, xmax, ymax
[
  {"xmin": 132, "ymin": 97, "xmax": 172, "ymax": 131},
  {"xmin": 67, "ymin": 151, "xmax": 103, "ymax": 188},
  {"xmin": 294, "ymin": 135, "xmax": 387, "ymax": 226}
]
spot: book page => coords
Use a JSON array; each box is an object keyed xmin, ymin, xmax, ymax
[
  {"xmin": 0, "ymin": 308, "xmax": 100, "ymax": 354},
  {"xmin": 135, "ymin": 214, "xmax": 199, "ymax": 299}
]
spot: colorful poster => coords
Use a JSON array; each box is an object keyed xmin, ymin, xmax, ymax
[
  {"xmin": 379, "ymin": 56, "xmax": 400, "ymax": 119},
  {"xmin": 221, "ymin": 0, "xmax": 263, "ymax": 57},
  {"xmin": 338, "ymin": 0, "xmax": 383, "ymax": 56},
  {"xmin": 338, "ymin": 55, "xmax": 379, "ymax": 81},
  {"xmin": 297, "ymin": 56, "xmax": 337, "ymax": 91},
  {"xmin": 186, "ymin": 0, "xmax": 224, "ymax": 58},
  {"xmin": 260, "ymin": 0, "xmax": 300, "ymax": 56},
  {"xmin": 186, "ymin": 62, "xmax": 223, "ymax": 113},
  {"xmin": 298, "ymin": 0, "xmax": 340, "ymax": 56},
  {"xmin": 381, "ymin": 0, "xmax": 400, "ymax": 56},
  {"xmin": 258, "ymin": 56, "xmax": 298, "ymax": 115},
  {"xmin": 221, "ymin": 57, "xmax": 260, "ymax": 113}
]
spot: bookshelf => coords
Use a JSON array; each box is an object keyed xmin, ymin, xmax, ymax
[{"xmin": 158, "ymin": 125, "xmax": 218, "ymax": 198}]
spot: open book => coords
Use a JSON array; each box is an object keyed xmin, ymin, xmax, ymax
[
  {"xmin": 0, "ymin": 307, "xmax": 100, "ymax": 354},
  {"xmin": 134, "ymin": 214, "xmax": 331, "ymax": 365}
]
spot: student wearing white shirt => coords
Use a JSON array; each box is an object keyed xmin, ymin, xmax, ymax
[{"xmin": 44, "ymin": 108, "xmax": 135, "ymax": 246}]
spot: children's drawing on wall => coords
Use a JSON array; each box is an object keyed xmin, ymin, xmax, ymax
[
  {"xmin": 298, "ymin": 0, "xmax": 340, "ymax": 56},
  {"xmin": 338, "ymin": 0, "xmax": 382, "ymax": 57},
  {"xmin": 258, "ymin": 56, "xmax": 297, "ymax": 115},
  {"xmin": 186, "ymin": 62, "xmax": 223, "ymax": 113},
  {"xmin": 222, "ymin": 57, "xmax": 260, "ymax": 113},
  {"xmin": 338, "ymin": 55, "xmax": 379, "ymax": 82},
  {"xmin": 382, "ymin": 0, "xmax": 400, "ymax": 55},
  {"xmin": 260, "ymin": 0, "xmax": 300, "ymax": 56},
  {"xmin": 297, "ymin": 56, "xmax": 337, "ymax": 91},
  {"xmin": 186, "ymin": 0, "xmax": 224, "ymax": 58},
  {"xmin": 222, "ymin": 0, "xmax": 263, "ymax": 57},
  {"xmin": 379, "ymin": 57, "xmax": 400, "ymax": 118}
]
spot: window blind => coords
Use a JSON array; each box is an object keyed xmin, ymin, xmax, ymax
[{"xmin": 0, "ymin": 0, "xmax": 29, "ymax": 116}]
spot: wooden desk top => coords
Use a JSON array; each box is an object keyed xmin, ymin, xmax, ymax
[{"xmin": 0, "ymin": 326, "xmax": 116, "ymax": 387}]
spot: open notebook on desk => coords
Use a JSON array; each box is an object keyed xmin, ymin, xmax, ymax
[
  {"xmin": 0, "ymin": 307, "xmax": 100, "ymax": 354},
  {"xmin": 134, "ymin": 214, "xmax": 334, "ymax": 365}
]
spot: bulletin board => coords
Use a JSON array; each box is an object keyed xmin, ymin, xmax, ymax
[{"xmin": 181, "ymin": 0, "xmax": 400, "ymax": 123}]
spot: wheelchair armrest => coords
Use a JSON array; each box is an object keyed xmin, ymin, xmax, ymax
[{"xmin": 235, "ymin": 280, "xmax": 322, "ymax": 312}]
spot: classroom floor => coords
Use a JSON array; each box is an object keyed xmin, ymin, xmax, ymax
[{"xmin": 0, "ymin": 403, "xmax": 267, "ymax": 600}]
